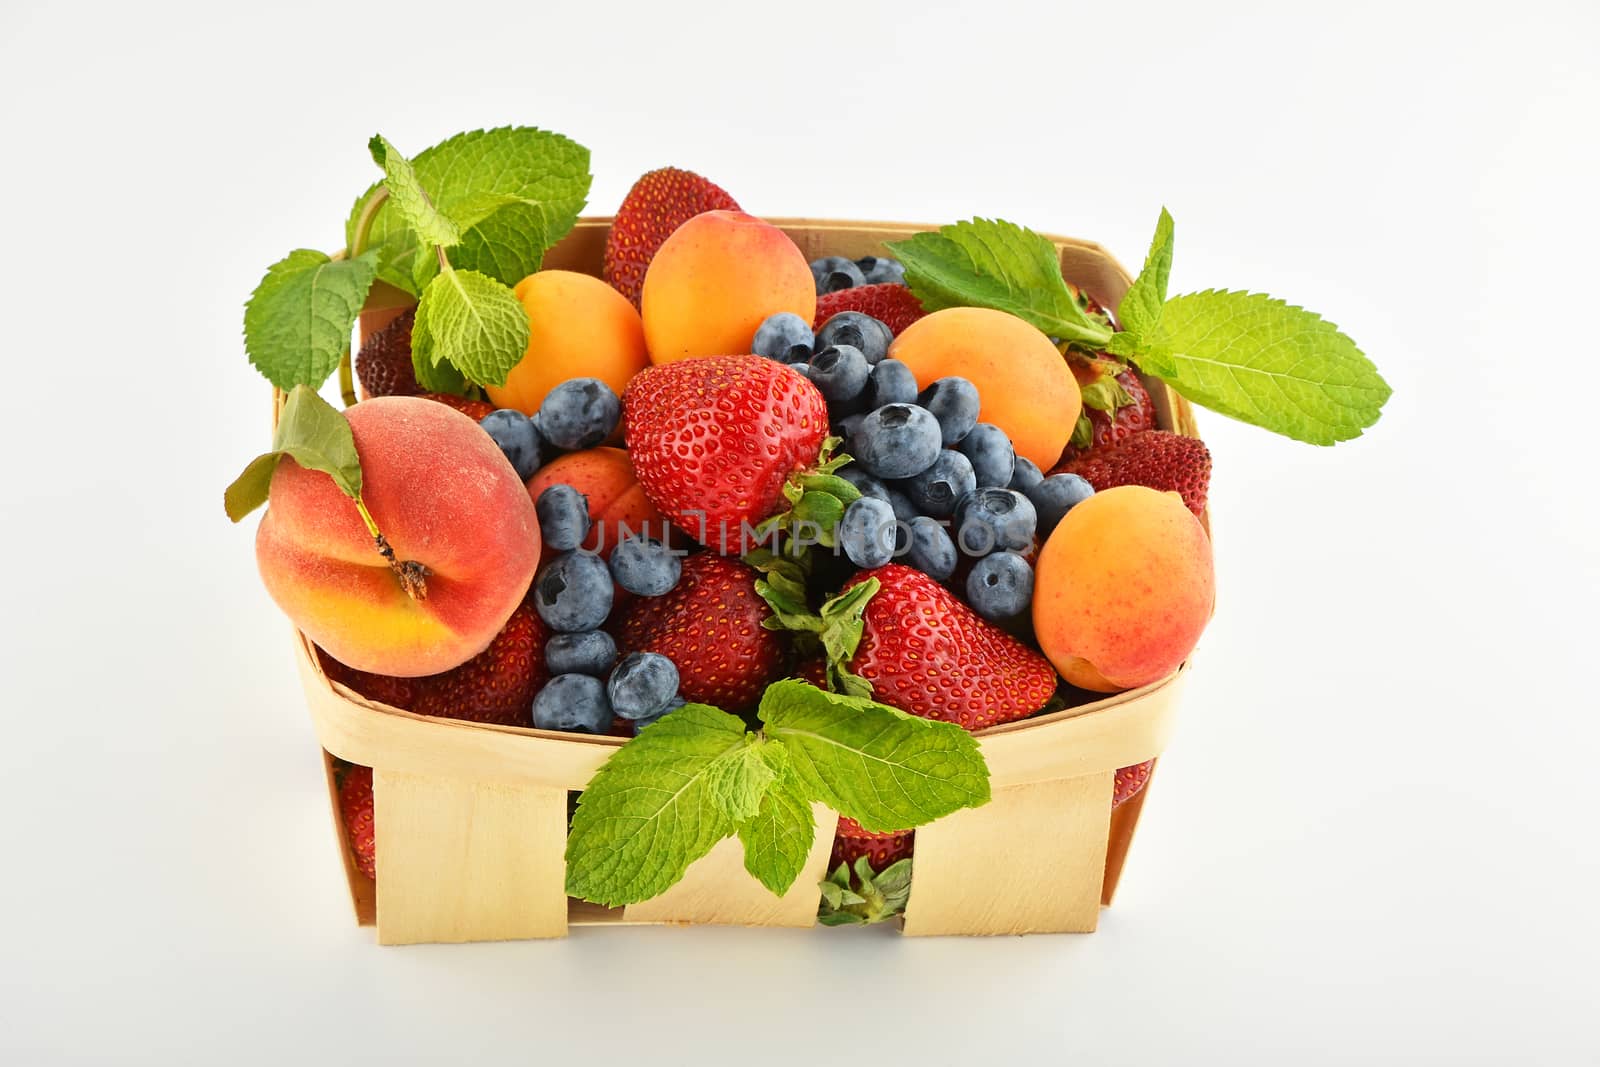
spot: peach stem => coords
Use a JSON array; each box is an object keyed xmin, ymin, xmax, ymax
[{"xmin": 353, "ymin": 494, "xmax": 430, "ymax": 601}]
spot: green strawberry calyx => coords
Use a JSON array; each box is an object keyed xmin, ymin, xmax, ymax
[
  {"xmin": 754, "ymin": 576, "xmax": 880, "ymax": 699},
  {"xmin": 749, "ymin": 435, "xmax": 862, "ymax": 551},
  {"xmin": 818, "ymin": 856, "xmax": 913, "ymax": 926}
]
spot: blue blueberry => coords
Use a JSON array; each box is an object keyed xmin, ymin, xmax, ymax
[
  {"xmin": 536, "ymin": 484, "xmax": 591, "ymax": 552},
  {"xmin": 884, "ymin": 487, "xmax": 919, "ymax": 523},
  {"xmin": 479, "ymin": 409, "xmax": 543, "ymax": 481},
  {"xmin": 838, "ymin": 464, "xmax": 888, "ymax": 502},
  {"xmin": 545, "ymin": 630, "xmax": 619, "ymax": 677},
  {"xmin": 958, "ymin": 423, "xmax": 1016, "ymax": 488},
  {"xmin": 538, "ymin": 378, "xmax": 621, "ymax": 451},
  {"xmin": 1026, "ymin": 473, "xmax": 1095, "ymax": 538},
  {"xmin": 954, "ymin": 487, "xmax": 1037, "ymax": 556},
  {"xmin": 903, "ymin": 516, "xmax": 957, "ymax": 580},
  {"xmin": 856, "ymin": 256, "xmax": 906, "ymax": 285},
  {"xmin": 608, "ymin": 536, "xmax": 681, "ymax": 597},
  {"xmin": 836, "ymin": 411, "xmax": 868, "ymax": 441},
  {"xmin": 965, "ymin": 551, "xmax": 1034, "ymax": 621},
  {"xmin": 816, "ymin": 312, "xmax": 892, "ymax": 364},
  {"xmin": 900, "ymin": 449, "xmax": 976, "ymax": 518},
  {"xmin": 810, "ymin": 255, "xmax": 865, "ymax": 294},
  {"xmin": 809, "ymin": 345, "xmax": 871, "ymax": 405},
  {"xmin": 533, "ymin": 674, "xmax": 613, "ymax": 733},
  {"xmin": 917, "ymin": 377, "xmax": 981, "ymax": 446},
  {"xmin": 1009, "ymin": 456, "xmax": 1044, "ymax": 493},
  {"xmin": 866, "ymin": 358, "xmax": 918, "ymax": 408},
  {"xmin": 608, "ymin": 652, "xmax": 681, "ymax": 721},
  {"xmin": 849, "ymin": 403, "xmax": 943, "ymax": 480},
  {"xmin": 633, "ymin": 695, "xmax": 686, "ymax": 735},
  {"xmin": 839, "ymin": 496, "xmax": 898, "ymax": 570},
  {"xmin": 789, "ymin": 361, "xmax": 815, "ymax": 381},
  {"xmin": 753, "ymin": 312, "xmax": 814, "ymax": 362},
  {"xmin": 533, "ymin": 551, "xmax": 614, "ymax": 632}
]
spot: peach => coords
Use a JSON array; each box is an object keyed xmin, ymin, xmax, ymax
[
  {"xmin": 640, "ymin": 210, "xmax": 815, "ymax": 363},
  {"xmin": 525, "ymin": 447, "xmax": 671, "ymax": 562},
  {"xmin": 485, "ymin": 270, "xmax": 649, "ymax": 418},
  {"xmin": 256, "ymin": 397, "xmax": 540, "ymax": 677},
  {"xmin": 888, "ymin": 307, "xmax": 1081, "ymax": 470},
  {"xmin": 1032, "ymin": 485, "xmax": 1213, "ymax": 692}
]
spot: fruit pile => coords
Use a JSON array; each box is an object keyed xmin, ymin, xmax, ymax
[{"xmin": 231, "ymin": 129, "xmax": 1388, "ymax": 923}]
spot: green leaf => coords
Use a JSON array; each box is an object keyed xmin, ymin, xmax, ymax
[
  {"xmin": 346, "ymin": 127, "xmax": 591, "ymax": 293},
  {"xmin": 760, "ymin": 679, "xmax": 990, "ymax": 833},
  {"xmin": 406, "ymin": 307, "xmax": 469, "ymax": 393},
  {"xmin": 368, "ymin": 134, "xmax": 461, "ymax": 250},
  {"xmin": 413, "ymin": 268, "xmax": 530, "ymax": 387},
  {"xmin": 1134, "ymin": 289, "xmax": 1392, "ymax": 444},
  {"xmin": 224, "ymin": 385, "xmax": 361, "ymax": 521},
  {"xmin": 564, "ymin": 703, "xmax": 750, "ymax": 907},
  {"xmin": 243, "ymin": 249, "xmax": 378, "ymax": 390},
  {"xmin": 816, "ymin": 857, "xmax": 911, "ymax": 925},
  {"xmin": 1118, "ymin": 207, "xmax": 1174, "ymax": 338},
  {"xmin": 792, "ymin": 491, "xmax": 846, "ymax": 548},
  {"xmin": 703, "ymin": 735, "xmax": 780, "ymax": 822},
  {"xmin": 886, "ymin": 219, "xmax": 1114, "ymax": 348},
  {"xmin": 737, "ymin": 766, "xmax": 816, "ymax": 896}
]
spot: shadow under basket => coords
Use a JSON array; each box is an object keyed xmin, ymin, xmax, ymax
[{"xmin": 286, "ymin": 218, "xmax": 1205, "ymax": 944}]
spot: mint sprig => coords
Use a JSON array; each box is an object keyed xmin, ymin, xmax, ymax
[{"xmin": 243, "ymin": 250, "xmax": 378, "ymax": 391}]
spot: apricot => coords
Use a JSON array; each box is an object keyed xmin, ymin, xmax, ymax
[
  {"xmin": 485, "ymin": 270, "xmax": 649, "ymax": 418},
  {"xmin": 256, "ymin": 397, "xmax": 540, "ymax": 677},
  {"xmin": 1032, "ymin": 485, "xmax": 1213, "ymax": 692},
  {"xmin": 640, "ymin": 211, "xmax": 815, "ymax": 363},
  {"xmin": 525, "ymin": 447, "xmax": 671, "ymax": 562},
  {"xmin": 888, "ymin": 307, "xmax": 1081, "ymax": 470}
]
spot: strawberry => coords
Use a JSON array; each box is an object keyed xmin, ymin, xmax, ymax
[
  {"xmin": 830, "ymin": 816, "xmax": 913, "ymax": 870},
  {"xmin": 354, "ymin": 308, "xmax": 421, "ymax": 399},
  {"xmin": 603, "ymin": 167, "xmax": 741, "ymax": 307},
  {"xmin": 1055, "ymin": 430, "xmax": 1211, "ymax": 517},
  {"xmin": 813, "ymin": 283, "xmax": 926, "ymax": 336},
  {"xmin": 411, "ymin": 600, "xmax": 549, "ymax": 727},
  {"xmin": 1057, "ymin": 363, "xmax": 1154, "ymax": 465},
  {"xmin": 337, "ymin": 763, "xmax": 376, "ymax": 880},
  {"xmin": 623, "ymin": 356, "xmax": 832, "ymax": 555},
  {"xmin": 612, "ymin": 553, "xmax": 784, "ymax": 712},
  {"xmin": 793, "ymin": 657, "xmax": 830, "ymax": 689},
  {"xmin": 316, "ymin": 647, "xmax": 419, "ymax": 710},
  {"xmin": 421, "ymin": 392, "xmax": 496, "ymax": 421},
  {"xmin": 1114, "ymin": 760, "xmax": 1154, "ymax": 808}
]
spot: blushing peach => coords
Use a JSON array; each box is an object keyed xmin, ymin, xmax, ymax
[
  {"xmin": 640, "ymin": 211, "xmax": 815, "ymax": 363},
  {"xmin": 888, "ymin": 307, "xmax": 1081, "ymax": 469},
  {"xmin": 485, "ymin": 270, "xmax": 649, "ymax": 419},
  {"xmin": 525, "ymin": 447, "xmax": 671, "ymax": 562},
  {"xmin": 1032, "ymin": 485, "xmax": 1213, "ymax": 692},
  {"xmin": 256, "ymin": 397, "xmax": 540, "ymax": 677}
]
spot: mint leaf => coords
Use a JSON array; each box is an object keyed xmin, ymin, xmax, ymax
[
  {"xmin": 346, "ymin": 127, "xmax": 591, "ymax": 293},
  {"xmin": 703, "ymin": 735, "xmax": 781, "ymax": 822},
  {"xmin": 1135, "ymin": 289, "xmax": 1391, "ymax": 444},
  {"xmin": 406, "ymin": 305, "xmax": 469, "ymax": 393},
  {"xmin": 243, "ymin": 249, "xmax": 378, "ymax": 390},
  {"xmin": 368, "ymin": 134, "xmax": 461, "ymax": 250},
  {"xmin": 737, "ymin": 767, "xmax": 815, "ymax": 896},
  {"xmin": 413, "ymin": 268, "xmax": 530, "ymax": 387},
  {"xmin": 565, "ymin": 703, "xmax": 750, "ymax": 907},
  {"xmin": 760, "ymin": 679, "xmax": 990, "ymax": 833},
  {"xmin": 886, "ymin": 220, "xmax": 1113, "ymax": 348},
  {"xmin": 225, "ymin": 385, "xmax": 361, "ymax": 521},
  {"xmin": 1118, "ymin": 207, "xmax": 1174, "ymax": 338}
]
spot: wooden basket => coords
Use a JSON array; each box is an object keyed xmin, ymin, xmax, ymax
[{"xmin": 288, "ymin": 218, "xmax": 1203, "ymax": 943}]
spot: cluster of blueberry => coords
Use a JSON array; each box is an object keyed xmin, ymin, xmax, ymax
[
  {"xmin": 808, "ymin": 254, "xmax": 905, "ymax": 294},
  {"xmin": 478, "ymin": 376, "xmax": 624, "ymax": 482}
]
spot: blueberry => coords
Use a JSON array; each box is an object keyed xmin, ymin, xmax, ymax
[
  {"xmin": 866, "ymin": 358, "xmax": 918, "ymax": 408},
  {"xmin": 538, "ymin": 378, "xmax": 621, "ymax": 451},
  {"xmin": 810, "ymin": 255, "xmax": 865, "ymax": 294},
  {"xmin": 809, "ymin": 345, "xmax": 871, "ymax": 405},
  {"xmin": 608, "ymin": 536, "xmax": 681, "ymax": 597},
  {"xmin": 633, "ymin": 695, "xmax": 686, "ymax": 735},
  {"xmin": 1027, "ymin": 473, "xmax": 1095, "ymax": 538},
  {"xmin": 533, "ymin": 551, "xmax": 614, "ymax": 632},
  {"xmin": 836, "ymin": 411, "xmax": 868, "ymax": 441},
  {"xmin": 536, "ymin": 484, "xmax": 591, "ymax": 552},
  {"xmin": 545, "ymin": 630, "xmax": 619, "ymax": 676},
  {"xmin": 1009, "ymin": 456, "xmax": 1044, "ymax": 493},
  {"xmin": 790, "ymin": 362, "xmax": 815, "ymax": 381},
  {"xmin": 903, "ymin": 516, "xmax": 957, "ymax": 580},
  {"xmin": 918, "ymin": 377, "xmax": 981, "ymax": 446},
  {"xmin": 965, "ymin": 551, "xmax": 1034, "ymax": 621},
  {"xmin": 856, "ymin": 256, "xmax": 906, "ymax": 285},
  {"xmin": 850, "ymin": 404, "xmax": 943, "ymax": 480},
  {"xmin": 479, "ymin": 409, "xmax": 543, "ymax": 481},
  {"xmin": 954, "ymin": 487, "xmax": 1037, "ymax": 556},
  {"xmin": 816, "ymin": 312, "xmax": 892, "ymax": 364},
  {"xmin": 958, "ymin": 423, "xmax": 1016, "ymax": 488},
  {"xmin": 753, "ymin": 312, "xmax": 814, "ymax": 362},
  {"xmin": 884, "ymin": 487, "xmax": 919, "ymax": 523},
  {"xmin": 837, "ymin": 464, "xmax": 889, "ymax": 503},
  {"xmin": 608, "ymin": 652, "xmax": 681, "ymax": 720},
  {"xmin": 533, "ymin": 674, "xmax": 613, "ymax": 734},
  {"xmin": 839, "ymin": 496, "xmax": 898, "ymax": 569},
  {"xmin": 900, "ymin": 449, "xmax": 976, "ymax": 518}
]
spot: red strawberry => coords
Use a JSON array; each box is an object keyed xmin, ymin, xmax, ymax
[
  {"xmin": 814, "ymin": 283, "xmax": 926, "ymax": 336},
  {"xmin": 831, "ymin": 816, "xmax": 914, "ymax": 870},
  {"xmin": 1114, "ymin": 760, "xmax": 1154, "ymax": 808},
  {"xmin": 412, "ymin": 601, "xmax": 549, "ymax": 727},
  {"xmin": 354, "ymin": 308, "xmax": 421, "ymax": 399},
  {"xmin": 793, "ymin": 657, "xmax": 830, "ymax": 689},
  {"xmin": 1055, "ymin": 430, "xmax": 1211, "ymax": 517},
  {"xmin": 421, "ymin": 392, "xmax": 496, "ymax": 421},
  {"xmin": 838, "ymin": 564, "xmax": 1057, "ymax": 731},
  {"xmin": 612, "ymin": 553, "xmax": 784, "ymax": 712},
  {"xmin": 337, "ymin": 763, "xmax": 376, "ymax": 880},
  {"xmin": 623, "ymin": 356, "xmax": 831, "ymax": 555},
  {"xmin": 1057, "ymin": 365, "xmax": 1154, "ymax": 465},
  {"xmin": 316, "ymin": 647, "xmax": 419, "ymax": 710},
  {"xmin": 603, "ymin": 167, "xmax": 741, "ymax": 307}
]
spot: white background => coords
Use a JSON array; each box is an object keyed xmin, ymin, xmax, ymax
[{"xmin": 2, "ymin": 1, "xmax": 1596, "ymax": 1063}]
